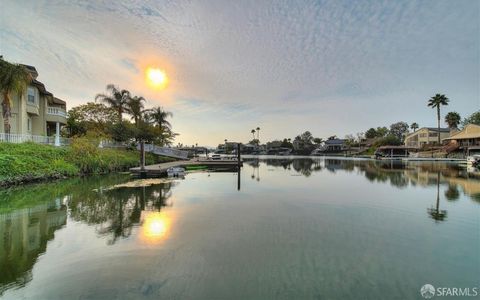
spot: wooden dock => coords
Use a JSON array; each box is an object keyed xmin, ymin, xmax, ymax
[{"xmin": 130, "ymin": 158, "xmax": 243, "ymax": 177}]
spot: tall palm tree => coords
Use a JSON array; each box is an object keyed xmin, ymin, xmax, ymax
[
  {"xmin": 95, "ymin": 84, "xmax": 130, "ymax": 121},
  {"xmin": 410, "ymin": 122, "xmax": 419, "ymax": 132},
  {"xmin": 256, "ymin": 127, "xmax": 260, "ymax": 141},
  {"xmin": 427, "ymin": 172, "xmax": 447, "ymax": 222},
  {"xmin": 146, "ymin": 106, "xmax": 172, "ymax": 129},
  {"xmin": 0, "ymin": 60, "xmax": 31, "ymax": 134},
  {"xmin": 444, "ymin": 111, "xmax": 461, "ymax": 130},
  {"xmin": 427, "ymin": 94, "xmax": 449, "ymax": 144},
  {"xmin": 251, "ymin": 129, "xmax": 256, "ymax": 140},
  {"xmin": 126, "ymin": 96, "xmax": 145, "ymax": 126}
]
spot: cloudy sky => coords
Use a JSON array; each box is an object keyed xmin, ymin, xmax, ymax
[{"xmin": 1, "ymin": 0, "xmax": 478, "ymax": 146}]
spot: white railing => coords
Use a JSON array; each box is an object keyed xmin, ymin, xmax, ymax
[
  {"xmin": 47, "ymin": 107, "xmax": 67, "ymax": 117},
  {"xmin": 139, "ymin": 144, "xmax": 189, "ymax": 159},
  {"xmin": 0, "ymin": 133, "xmax": 70, "ymax": 146}
]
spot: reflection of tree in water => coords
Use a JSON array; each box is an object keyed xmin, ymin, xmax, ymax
[
  {"xmin": 444, "ymin": 184, "xmax": 460, "ymax": 201},
  {"xmin": 428, "ymin": 172, "xmax": 447, "ymax": 222},
  {"xmin": 67, "ymin": 182, "xmax": 174, "ymax": 245}
]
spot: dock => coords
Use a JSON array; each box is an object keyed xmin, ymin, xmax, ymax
[{"xmin": 130, "ymin": 158, "xmax": 243, "ymax": 177}]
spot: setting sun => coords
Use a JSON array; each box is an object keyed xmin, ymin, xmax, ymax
[{"xmin": 146, "ymin": 67, "xmax": 168, "ymax": 89}]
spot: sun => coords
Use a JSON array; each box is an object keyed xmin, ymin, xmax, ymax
[{"xmin": 146, "ymin": 67, "xmax": 168, "ymax": 89}]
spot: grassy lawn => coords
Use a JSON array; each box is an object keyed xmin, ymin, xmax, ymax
[{"xmin": 0, "ymin": 141, "xmax": 175, "ymax": 186}]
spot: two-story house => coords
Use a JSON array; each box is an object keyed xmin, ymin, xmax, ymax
[
  {"xmin": 0, "ymin": 63, "xmax": 67, "ymax": 145},
  {"xmin": 404, "ymin": 127, "xmax": 450, "ymax": 148}
]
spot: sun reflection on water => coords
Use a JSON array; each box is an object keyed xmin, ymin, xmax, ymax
[{"xmin": 140, "ymin": 211, "xmax": 171, "ymax": 244}]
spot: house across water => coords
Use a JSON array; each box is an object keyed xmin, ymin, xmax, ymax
[
  {"xmin": 404, "ymin": 127, "xmax": 450, "ymax": 148},
  {"xmin": 0, "ymin": 62, "xmax": 68, "ymax": 145}
]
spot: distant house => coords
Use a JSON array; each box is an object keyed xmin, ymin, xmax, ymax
[
  {"xmin": 0, "ymin": 63, "xmax": 67, "ymax": 145},
  {"xmin": 404, "ymin": 127, "xmax": 450, "ymax": 148},
  {"xmin": 324, "ymin": 139, "xmax": 348, "ymax": 152},
  {"xmin": 443, "ymin": 124, "xmax": 480, "ymax": 154}
]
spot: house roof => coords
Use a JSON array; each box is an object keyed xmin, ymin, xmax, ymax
[
  {"xmin": 31, "ymin": 79, "xmax": 53, "ymax": 96},
  {"xmin": 20, "ymin": 64, "xmax": 39, "ymax": 78},
  {"xmin": 423, "ymin": 127, "xmax": 450, "ymax": 132},
  {"xmin": 52, "ymin": 97, "xmax": 66, "ymax": 105},
  {"xmin": 443, "ymin": 124, "xmax": 480, "ymax": 141},
  {"xmin": 325, "ymin": 139, "xmax": 346, "ymax": 145},
  {"xmin": 405, "ymin": 127, "xmax": 450, "ymax": 138}
]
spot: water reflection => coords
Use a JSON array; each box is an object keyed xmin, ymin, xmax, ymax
[
  {"xmin": 0, "ymin": 176, "xmax": 176, "ymax": 294},
  {"xmin": 0, "ymin": 159, "xmax": 478, "ymax": 299},
  {"xmin": 427, "ymin": 172, "xmax": 448, "ymax": 222},
  {"xmin": 0, "ymin": 200, "xmax": 66, "ymax": 294},
  {"xmin": 140, "ymin": 211, "xmax": 171, "ymax": 244},
  {"xmin": 244, "ymin": 157, "xmax": 480, "ymax": 202}
]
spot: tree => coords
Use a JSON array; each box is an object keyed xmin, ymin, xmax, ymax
[
  {"xmin": 444, "ymin": 112, "xmax": 461, "ymax": 130},
  {"xmin": 256, "ymin": 127, "xmax": 260, "ymax": 141},
  {"xmin": 462, "ymin": 111, "xmax": 480, "ymax": 127},
  {"xmin": 251, "ymin": 129, "xmax": 256, "ymax": 140},
  {"xmin": 313, "ymin": 137, "xmax": 323, "ymax": 145},
  {"xmin": 66, "ymin": 102, "xmax": 117, "ymax": 137},
  {"xmin": 108, "ymin": 120, "xmax": 136, "ymax": 142},
  {"xmin": 365, "ymin": 128, "xmax": 377, "ymax": 139},
  {"xmin": 126, "ymin": 96, "xmax": 146, "ymax": 126},
  {"xmin": 299, "ymin": 131, "xmax": 314, "ymax": 144},
  {"xmin": 427, "ymin": 94, "xmax": 449, "ymax": 144},
  {"xmin": 146, "ymin": 107, "xmax": 173, "ymax": 129},
  {"xmin": 389, "ymin": 122, "xmax": 409, "ymax": 141},
  {"xmin": 373, "ymin": 134, "xmax": 402, "ymax": 147},
  {"xmin": 0, "ymin": 59, "xmax": 31, "ymax": 134},
  {"xmin": 410, "ymin": 122, "xmax": 419, "ymax": 132},
  {"xmin": 375, "ymin": 127, "xmax": 389, "ymax": 138},
  {"xmin": 95, "ymin": 84, "xmax": 130, "ymax": 121}
]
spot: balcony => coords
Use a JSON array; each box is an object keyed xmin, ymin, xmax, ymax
[
  {"xmin": 46, "ymin": 106, "xmax": 67, "ymax": 124},
  {"xmin": 47, "ymin": 107, "xmax": 67, "ymax": 117}
]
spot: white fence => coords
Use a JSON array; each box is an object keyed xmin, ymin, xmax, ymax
[{"xmin": 0, "ymin": 133, "xmax": 70, "ymax": 146}]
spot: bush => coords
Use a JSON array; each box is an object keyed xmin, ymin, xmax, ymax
[{"xmin": 0, "ymin": 141, "xmax": 176, "ymax": 186}]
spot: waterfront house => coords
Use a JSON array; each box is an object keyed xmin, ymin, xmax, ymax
[
  {"xmin": 0, "ymin": 64, "xmax": 67, "ymax": 145},
  {"xmin": 324, "ymin": 138, "xmax": 348, "ymax": 152},
  {"xmin": 442, "ymin": 124, "xmax": 480, "ymax": 155},
  {"xmin": 404, "ymin": 127, "xmax": 450, "ymax": 148}
]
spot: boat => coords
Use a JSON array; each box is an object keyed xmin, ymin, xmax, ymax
[
  {"xmin": 167, "ymin": 167, "xmax": 185, "ymax": 177},
  {"xmin": 467, "ymin": 154, "xmax": 480, "ymax": 168}
]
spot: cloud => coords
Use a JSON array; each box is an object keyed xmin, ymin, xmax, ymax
[{"xmin": 0, "ymin": 0, "xmax": 478, "ymax": 146}]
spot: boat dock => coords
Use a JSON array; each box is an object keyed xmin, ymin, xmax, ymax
[{"xmin": 130, "ymin": 158, "xmax": 243, "ymax": 177}]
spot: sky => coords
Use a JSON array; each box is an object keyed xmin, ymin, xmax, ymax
[{"xmin": 0, "ymin": 0, "xmax": 479, "ymax": 146}]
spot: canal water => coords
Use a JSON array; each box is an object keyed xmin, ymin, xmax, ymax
[{"xmin": 0, "ymin": 158, "xmax": 479, "ymax": 299}]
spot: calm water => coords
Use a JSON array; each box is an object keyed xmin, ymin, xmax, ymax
[{"xmin": 0, "ymin": 157, "xmax": 479, "ymax": 299}]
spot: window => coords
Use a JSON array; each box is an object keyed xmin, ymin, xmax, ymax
[
  {"xmin": 27, "ymin": 117, "xmax": 32, "ymax": 132},
  {"xmin": 27, "ymin": 87, "xmax": 35, "ymax": 104},
  {"xmin": 429, "ymin": 132, "xmax": 438, "ymax": 137}
]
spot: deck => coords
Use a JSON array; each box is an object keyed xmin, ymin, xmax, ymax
[{"xmin": 130, "ymin": 158, "xmax": 243, "ymax": 176}]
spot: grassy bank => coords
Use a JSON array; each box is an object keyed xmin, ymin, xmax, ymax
[{"xmin": 0, "ymin": 141, "xmax": 175, "ymax": 186}]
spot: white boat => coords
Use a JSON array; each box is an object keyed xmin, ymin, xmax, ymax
[
  {"xmin": 167, "ymin": 167, "xmax": 185, "ymax": 177},
  {"xmin": 466, "ymin": 154, "xmax": 480, "ymax": 167}
]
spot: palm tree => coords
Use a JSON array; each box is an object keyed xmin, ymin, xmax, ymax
[
  {"xmin": 0, "ymin": 60, "xmax": 31, "ymax": 134},
  {"xmin": 146, "ymin": 107, "xmax": 172, "ymax": 129},
  {"xmin": 410, "ymin": 122, "xmax": 419, "ymax": 132},
  {"xmin": 126, "ymin": 96, "xmax": 145, "ymax": 126},
  {"xmin": 444, "ymin": 112, "xmax": 461, "ymax": 130},
  {"xmin": 95, "ymin": 84, "xmax": 130, "ymax": 121},
  {"xmin": 427, "ymin": 172, "xmax": 447, "ymax": 222},
  {"xmin": 427, "ymin": 94, "xmax": 449, "ymax": 144},
  {"xmin": 256, "ymin": 127, "xmax": 260, "ymax": 141},
  {"xmin": 251, "ymin": 129, "xmax": 256, "ymax": 140}
]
